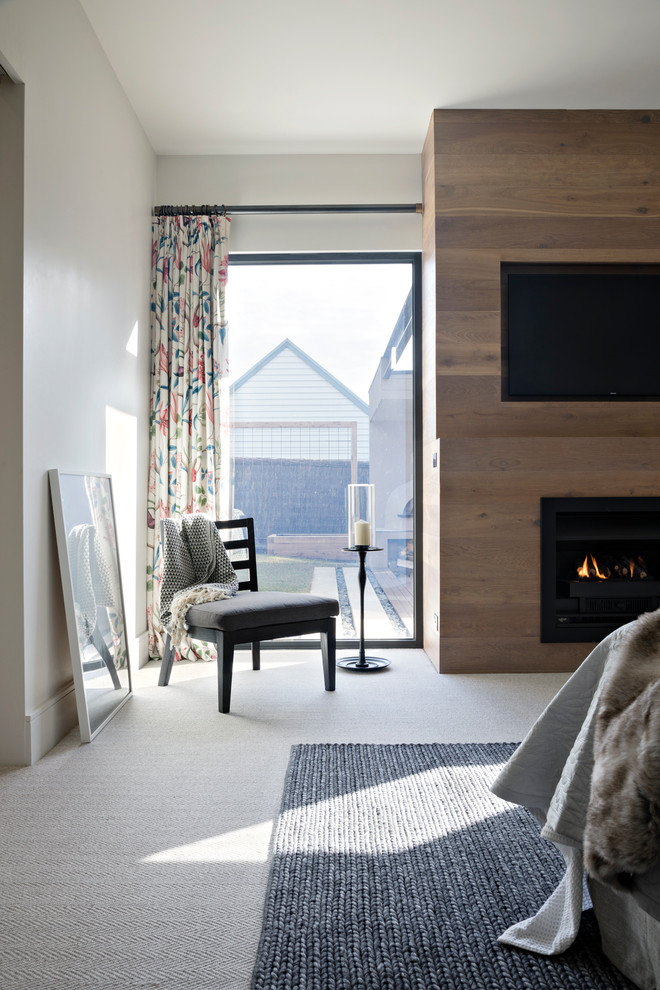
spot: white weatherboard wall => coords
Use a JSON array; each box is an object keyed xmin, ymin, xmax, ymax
[
  {"xmin": 233, "ymin": 344, "xmax": 369, "ymax": 459},
  {"xmin": 0, "ymin": 0, "xmax": 155, "ymax": 764},
  {"xmin": 156, "ymin": 154, "xmax": 422, "ymax": 253}
]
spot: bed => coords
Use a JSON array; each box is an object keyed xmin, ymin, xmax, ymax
[{"xmin": 491, "ymin": 620, "xmax": 660, "ymax": 990}]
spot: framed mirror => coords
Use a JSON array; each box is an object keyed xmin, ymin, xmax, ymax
[{"xmin": 49, "ymin": 470, "xmax": 132, "ymax": 742}]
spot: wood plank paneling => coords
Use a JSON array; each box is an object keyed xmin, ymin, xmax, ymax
[
  {"xmin": 421, "ymin": 119, "xmax": 440, "ymax": 667},
  {"xmin": 431, "ymin": 115, "xmax": 660, "ymax": 157},
  {"xmin": 439, "ymin": 246, "xmax": 660, "ymax": 268},
  {"xmin": 440, "ymin": 604, "xmax": 539, "ymax": 639},
  {"xmin": 436, "ymin": 215, "xmax": 660, "ymax": 250},
  {"xmin": 429, "ymin": 110, "xmax": 660, "ymax": 125},
  {"xmin": 435, "ymin": 183, "xmax": 660, "ymax": 218},
  {"xmin": 435, "ymin": 155, "xmax": 660, "ymax": 191},
  {"xmin": 423, "ymin": 440, "xmax": 440, "ymax": 668},
  {"xmin": 442, "ymin": 473, "xmax": 660, "ymax": 499},
  {"xmin": 436, "ymin": 279, "xmax": 500, "ymax": 311},
  {"xmin": 437, "ymin": 376, "xmax": 660, "ymax": 437},
  {"xmin": 440, "ymin": 436, "xmax": 660, "ymax": 473},
  {"xmin": 436, "ymin": 305, "xmax": 503, "ymax": 378},
  {"xmin": 422, "ymin": 110, "xmax": 660, "ymax": 673},
  {"xmin": 436, "ymin": 251, "xmax": 502, "ymax": 278},
  {"xmin": 437, "ymin": 436, "xmax": 660, "ymax": 670},
  {"xmin": 440, "ymin": 499, "xmax": 541, "ymax": 536},
  {"xmin": 438, "ymin": 638, "xmax": 586, "ymax": 674}
]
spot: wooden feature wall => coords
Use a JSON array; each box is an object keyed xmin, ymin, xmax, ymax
[
  {"xmin": 422, "ymin": 109, "xmax": 660, "ymax": 673},
  {"xmin": 421, "ymin": 122, "xmax": 440, "ymax": 663}
]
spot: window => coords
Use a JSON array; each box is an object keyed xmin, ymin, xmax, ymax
[{"xmin": 227, "ymin": 254, "xmax": 421, "ymax": 646}]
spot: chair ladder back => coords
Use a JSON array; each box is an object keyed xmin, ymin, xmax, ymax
[
  {"xmin": 214, "ymin": 518, "xmax": 259, "ymax": 591},
  {"xmin": 159, "ymin": 517, "xmax": 259, "ymax": 592}
]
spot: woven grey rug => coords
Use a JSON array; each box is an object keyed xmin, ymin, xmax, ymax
[{"xmin": 251, "ymin": 742, "xmax": 635, "ymax": 990}]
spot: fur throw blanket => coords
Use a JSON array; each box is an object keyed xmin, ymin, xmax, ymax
[
  {"xmin": 160, "ymin": 515, "xmax": 239, "ymax": 647},
  {"xmin": 583, "ymin": 608, "xmax": 660, "ymax": 889}
]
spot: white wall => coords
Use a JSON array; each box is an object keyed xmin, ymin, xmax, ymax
[
  {"xmin": 0, "ymin": 77, "xmax": 26, "ymax": 765},
  {"xmin": 0, "ymin": 0, "xmax": 155, "ymax": 764},
  {"xmin": 156, "ymin": 154, "xmax": 422, "ymax": 253}
]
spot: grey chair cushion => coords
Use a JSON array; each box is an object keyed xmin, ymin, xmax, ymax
[{"xmin": 185, "ymin": 590, "xmax": 339, "ymax": 633}]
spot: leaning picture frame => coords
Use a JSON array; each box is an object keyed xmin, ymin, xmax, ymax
[{"xmin": 49, "ymin": 469, "xmax": 132, "ymax": 742}]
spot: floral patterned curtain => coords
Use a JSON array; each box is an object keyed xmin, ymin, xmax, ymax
[{"xmin": 147, "ymin": 214, "xmax": 231, "ymax": 661}]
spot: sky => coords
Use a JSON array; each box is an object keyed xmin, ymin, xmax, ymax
[{"xmin": 225, "ymin": 262, "xmax": 413, "ymax": 402}]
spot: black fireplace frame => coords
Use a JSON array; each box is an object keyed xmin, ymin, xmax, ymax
[{"xmin": 541, "ymin": 496, "xmax": 660, "ymax": 643}]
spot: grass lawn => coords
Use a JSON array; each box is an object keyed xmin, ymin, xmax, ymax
[{"xmin": 256, "ymin": 554, "xmax": 339, "ymax": 593}]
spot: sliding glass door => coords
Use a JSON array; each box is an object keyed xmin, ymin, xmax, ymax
[{"xmin": 227, "ymin": 253, "xmax": 421, "ymax": 646}]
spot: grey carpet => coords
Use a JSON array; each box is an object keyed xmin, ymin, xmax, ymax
[
  {"xmin": 251, "ymin": 742, "xmax": 635, "ymax": 990},
  {"xmin": 0, "ymin": 655, "xmax": 572, "ymax": 989}
]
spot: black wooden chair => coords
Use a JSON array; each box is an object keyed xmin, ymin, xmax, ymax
[{"xmin": 158, "ymin": 518, "xmax": 339, "ymax": 713}]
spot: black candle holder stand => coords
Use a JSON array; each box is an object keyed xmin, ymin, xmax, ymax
[{"xmin": 337, "ymin": 546, "xmax": 390, "ymax": 671}]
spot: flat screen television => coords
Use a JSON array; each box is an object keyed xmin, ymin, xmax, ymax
[{"xmin": 501, "ymin": 263, "xmax": 660, "ymax": 400}]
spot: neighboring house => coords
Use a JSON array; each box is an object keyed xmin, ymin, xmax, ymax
[
  {"xmin": 230, "ymin": 338, "xmax": 370, "ymax": 549},
  {"xmin": 368, "ymin": 289, "xmax": 414, "ymax": 573}
]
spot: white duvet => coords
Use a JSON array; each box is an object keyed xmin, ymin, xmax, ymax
[{"xmin": 491, "ymin": 624, "xmax": 660, "ymax": 954}]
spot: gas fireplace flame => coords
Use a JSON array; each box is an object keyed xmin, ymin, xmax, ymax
[
  {"xmin": 577, "ymin": 553, "xmax": 609, "ymax": 580},
  {"xmin": 575, "ymin": 553, "xmax": 651, "ymax": 581}
]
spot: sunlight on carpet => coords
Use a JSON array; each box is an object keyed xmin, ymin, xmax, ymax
[
  {"xmin": 143, "ymin": 819, "xmax": 274, "ymax": 864},
  {"xmin": 278, "ymin": 767, "xmax": 508, "ymax": 854}
]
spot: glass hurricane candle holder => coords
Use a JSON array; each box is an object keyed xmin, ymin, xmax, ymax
[{"xmin": 347, "ymin": 483, "xmax": 375, "ymax": 549}]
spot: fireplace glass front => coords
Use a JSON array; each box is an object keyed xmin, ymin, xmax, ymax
[{"xmin": 541, "ymin": 497, "xmax": 660, "ymax": 642}]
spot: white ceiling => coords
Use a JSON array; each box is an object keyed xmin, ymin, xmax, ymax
[{"xmin": 80, "ymin": 0, "xmax": 660, "ymax": 156}]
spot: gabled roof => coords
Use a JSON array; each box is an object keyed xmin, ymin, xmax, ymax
[{"xmin": 230, "ymin": 338, "xmax": 369, "ymax": 415}]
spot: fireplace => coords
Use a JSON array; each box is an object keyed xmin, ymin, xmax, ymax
[{"xmin": 541, "ymin": 497, "xmax": 660, "ymax": 643}]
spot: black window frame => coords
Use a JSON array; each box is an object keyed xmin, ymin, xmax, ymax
[{"xmin": 228, "ymin": 251, "xmax": 423, "ymax": 650}]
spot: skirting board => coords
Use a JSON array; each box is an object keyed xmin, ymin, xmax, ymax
[
  {"xmin": 135, "ymin": 630, "xmax": 149, "ymax": 668},
  {"xmin": 25, "ymin": 631, "xmax": 148, "ymax": 763},
  {"xmin": 25, "ymin": 681, "xmax": 78, "ymax": 765}
]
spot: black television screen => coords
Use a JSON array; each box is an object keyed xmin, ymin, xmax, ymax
[{"xmin": 501, "ymin": 263, "xmax": 660, "ymax": 400}]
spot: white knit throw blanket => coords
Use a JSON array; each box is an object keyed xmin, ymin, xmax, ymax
[
  {"xmin": 169, "ymin": 584, "xmax": 235, "ymax": 649},
  {"xmin": 160, "ymin": 515, "xmax": 238, "ymax": 648}
]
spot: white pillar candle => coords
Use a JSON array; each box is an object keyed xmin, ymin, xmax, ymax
[{"xmin": 354, "ymin": 520, "xmax": 370, "ymax": 546}]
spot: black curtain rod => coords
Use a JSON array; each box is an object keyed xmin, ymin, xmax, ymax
[{"xmin": 153, "ymin": 203, "xmax": 422, "ymax": 217}]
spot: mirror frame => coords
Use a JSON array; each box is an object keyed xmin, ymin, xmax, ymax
[{"xmin": 49, "ymin": 469, "xmax": 132, "ymax": 742}]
